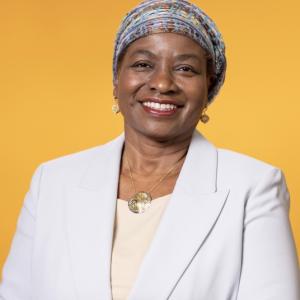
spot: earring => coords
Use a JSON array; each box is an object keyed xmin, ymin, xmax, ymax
[
  {"xmin": 112, "ymin": 97, "xmax": 120, "ymax": 114},
  {"xmin": 200, "ymin": 107, "xmax": 210, "ymax": 123}
]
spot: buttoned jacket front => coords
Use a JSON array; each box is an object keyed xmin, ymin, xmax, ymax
[{"xmin": 0, "ymin": 131, "xmax": 299, "ymax": 300}]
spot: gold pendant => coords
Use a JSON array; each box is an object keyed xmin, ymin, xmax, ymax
[{"xmin": 128, "ymin": 191, "xmax": 152, "ymax": 214}]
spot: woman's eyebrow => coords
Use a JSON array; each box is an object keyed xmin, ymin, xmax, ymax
[
  {"xmin": 129, "ymin": 49, "xmax": 156, "ymax": 59},
  {"xmin": 175, "ymin": 53, "xmax": 202, "ymax": 62},
  {"xmin": 128, "ymin": 50, "xmax": 202, "ymax": 62}
]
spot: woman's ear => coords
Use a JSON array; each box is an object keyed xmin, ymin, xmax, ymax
[
  {"xmin": 206, "ymin": 73, "xmax": 217, "ymax": 97},
  {"xmin": 206, "ymin": 74, "xmax": 212, "ymax": 90},
  {"xmin": 205, "ymin": 55, "xmax": 216, "ymax": 92},
  {"xmin": 113, "ymin": 80, "xmax": 118, "ymax": 99}
]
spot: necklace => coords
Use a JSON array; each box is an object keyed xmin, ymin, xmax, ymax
[{"xmin": 125, "ymin": 154, "xmax": 180, "ymax": 214}]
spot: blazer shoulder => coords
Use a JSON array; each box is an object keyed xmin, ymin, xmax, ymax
[
  {"xmin": 217, "ymin": 148, "xmax": 283, "ymax": 189},
  {"xmin": 218, "ymin": 148, "xmax": 278, "ymax": 170},
  {"xmin": 36, "ymin": 134, "xmax": 123, "ymax": 183}
]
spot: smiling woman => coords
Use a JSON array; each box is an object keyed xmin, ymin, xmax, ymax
[
  {"xmin": 0, "ymin": 0, "xmax": 299, "ymax": 300},
  {"xmin": 114, "ymin": 33, "xmax": 211, "ymax": 142}
]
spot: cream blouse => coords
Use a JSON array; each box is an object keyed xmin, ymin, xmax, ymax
[{"xmin": 111, "ymin": 194, "xmax": 171, "ymax": 300}]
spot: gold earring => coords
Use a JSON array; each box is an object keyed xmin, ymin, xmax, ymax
[
  {"xmin": 112, "ymin": 97, "xmax": 120, "ymax": 114},
  {"xmin": 200, "ymin": 107, "xmax": 210, "ymax": 123}
]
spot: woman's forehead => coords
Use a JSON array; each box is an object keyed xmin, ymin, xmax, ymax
[{"xmin": 125, "ymin": 33, "xmax": 207, "ymax": 58}]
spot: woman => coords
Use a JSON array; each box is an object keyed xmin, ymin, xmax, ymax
[{"xmin": 0, "ymin": 0, "xmax": 299, "ymax": 299}]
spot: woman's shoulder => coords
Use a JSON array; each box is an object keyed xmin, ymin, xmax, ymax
[
  {"xmin": 218, "ymin": 148, "xmax": 277, "ymax": 170},
  {"xmin": 216, "ymin": 147, "xmax": 285, "ymax": 190},
  {"xmin": 42, "ymin": 134, "xmax": 123, "ymax": 169},
  {"xmin": 194, "ymin": 131, "xmax": 282, "ymax": 180},
  {"xmin": 35, "ymin": 134, "xmax": 124, "ymax": 183}
]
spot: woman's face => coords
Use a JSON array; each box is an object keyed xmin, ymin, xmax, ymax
[{"xmin": 114, "ymin": 32, "xmax": 211, "ymax": 141}]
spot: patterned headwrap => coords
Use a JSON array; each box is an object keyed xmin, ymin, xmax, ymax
[{"xmin": 113, "ymin": 0, "xmax": 226, "ymax": 103}]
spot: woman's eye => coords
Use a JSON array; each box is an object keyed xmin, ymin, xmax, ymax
[
  {"xmin": 132, "ymin": 62, "xmax": 152, "ymax": 69},
  {"xmin": 176, "ymin": 65, "xmax": 196, "ymax": 73}
]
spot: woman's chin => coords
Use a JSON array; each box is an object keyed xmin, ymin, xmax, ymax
[{"xmin": 130, "ymin": 125, "xmax": 192, "ymax": 143}]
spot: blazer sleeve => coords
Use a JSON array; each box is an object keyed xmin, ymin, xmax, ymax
[
  {"xmin": 0, "ymin": 164, "xmax": 43, "ymax": 300},
  {"xmin": 237, "ymin": 168, "xmax": 300, "ymax": 300}
]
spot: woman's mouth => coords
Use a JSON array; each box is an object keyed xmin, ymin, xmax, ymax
[{"xmin": 141, "ymin": 101, "xmax": 179, "ymax": 117}]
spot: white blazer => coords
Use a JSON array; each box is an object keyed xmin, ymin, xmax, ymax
[{"xmin": 1, "ymin": 131, "xmax": 299, "ymax": 300}]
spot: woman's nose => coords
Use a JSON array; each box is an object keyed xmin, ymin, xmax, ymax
[{"xmin": 148, "ymin": 67, "xmax": 179, "ymax": 94}]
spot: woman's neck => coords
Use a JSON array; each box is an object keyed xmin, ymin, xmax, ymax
[{"xmin": 122, "ymin": 127, "xmax": 194, "ymax": 175}]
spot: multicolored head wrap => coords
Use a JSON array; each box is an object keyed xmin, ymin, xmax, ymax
[{"xmin": 113, "ymin": 0, "xmax": 226, "ymax": 103}]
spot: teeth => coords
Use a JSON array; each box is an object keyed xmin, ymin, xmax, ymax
[{"xmin": 142, "ymin": 102, "xmax": 177, "ymax": 111}]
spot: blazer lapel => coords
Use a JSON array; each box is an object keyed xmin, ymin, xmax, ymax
[
  {"xmin": 65, "ymin": 134, "xmax": 124, "ymax": 300},
  {"xmin": 128, "ymin": 131, "xmax": 230, "ymax": 300}
]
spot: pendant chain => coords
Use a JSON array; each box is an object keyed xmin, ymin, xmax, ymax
[{"xmin": 125, "ymin": 153, "xmax": 182, "ymax": 196}]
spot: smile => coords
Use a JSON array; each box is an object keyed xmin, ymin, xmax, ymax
[{"xmin": 142, "ymin": 101, "xmax": 178, "ymax": 111}]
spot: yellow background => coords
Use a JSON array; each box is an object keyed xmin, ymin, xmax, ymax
[{"xmin": 1, "ymin": 0, "xmax": 299, "ymax": 273}]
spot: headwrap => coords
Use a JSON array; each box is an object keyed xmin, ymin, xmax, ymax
[{"xmin": 113, "ymin": 0, "xmax": 226, "ymax": 103}]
